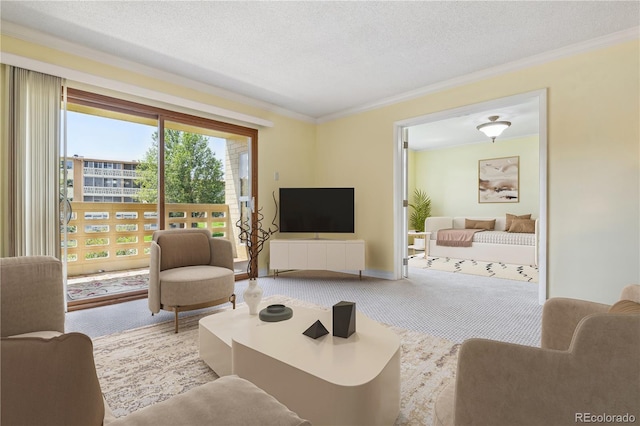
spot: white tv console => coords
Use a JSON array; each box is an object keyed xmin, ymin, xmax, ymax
[{"xmin": 270, "ymin": 239, "xmax": 365, "ymax": 279}]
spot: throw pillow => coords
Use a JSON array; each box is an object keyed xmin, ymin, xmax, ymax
[
  {"xmin": 608, "ymin": 300, "xmax": 640, "ymax": 314},
  {"xmin": 465, "ymin": 219, "xmax": 496, "ymax": 230},
  {"xmin": 506, "ymin": 213, "xmax": 531, "ymax": 230},
  {"xmin": 508, "ymin": 218, "xmax": 536, "ymax": 233}
]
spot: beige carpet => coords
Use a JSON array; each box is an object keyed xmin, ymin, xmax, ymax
[
  {"xmin": 410, "ymin": 255, "xmax": 538, "ymax": 283},
  {"xmin": 93, "ymin": 295, "xmax": 459, "ymax": 425}
]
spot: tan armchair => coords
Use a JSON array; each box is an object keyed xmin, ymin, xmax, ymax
[
  {"xmin": 149, "ymin": 229, "xmax": 236, "ymax": 333},
  {"xmin": 434, "ymin": 285, "xmax": 640, "ymax": 426},
  {"xmin": 0, "ymin": 255, "xmax": 65, "ymax": 338},
  {"xmin": 1, "ymin": 256, "xmax": 309, "ymax": 426}
]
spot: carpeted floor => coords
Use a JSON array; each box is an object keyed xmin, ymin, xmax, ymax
[
  {"xmin": 93, "ymin": 295, "xmax": 459, "ymax": 426},
  {"xmin": 66, "ymin": 256, "xmax": 537, "ymax": 302},
  {"xmin": 409, "ymin": 255, "xmax": 538, "ymax": 282},
  {"xmin": 68, "ymin": 268, "xmax": 543, "ymax": 346}
]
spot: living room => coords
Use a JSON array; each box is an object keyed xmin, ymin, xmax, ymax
[{"xmin": 1, "ymin": 2, "xmax": 639, "ymax": 425}]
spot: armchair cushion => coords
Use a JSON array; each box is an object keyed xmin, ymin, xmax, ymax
[
  {"xmin": 157, "ymin": 232, "xmax": 211, "ymax": 271},
  {"xmin": 106, "ymin": 376, "xmax": 311, "ymax": 426},
  {"xmin": 1, "ymin": 333, "xmax": 105, "ymax": 426},
  {"xmin": 160, "ymin": 265, "xmax": 234, "ymax": 306}
]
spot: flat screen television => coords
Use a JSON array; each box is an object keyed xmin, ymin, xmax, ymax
[{"xmin": 279, "ymin": 187, "xmax": 355, "ymax": 234}]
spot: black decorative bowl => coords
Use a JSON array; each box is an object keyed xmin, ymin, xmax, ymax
[{"xmin": 259, "ymin": 304, "xmax": 293, "ymax": 322}]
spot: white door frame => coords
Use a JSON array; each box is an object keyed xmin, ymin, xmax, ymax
[{"xmin": 393, "ymin": 89, "xmax": 548, "ymax": 304}]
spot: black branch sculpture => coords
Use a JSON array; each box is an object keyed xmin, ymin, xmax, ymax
[{"xmin": 236, "ymin": 191, "xmax": 279, "ymax": 279}]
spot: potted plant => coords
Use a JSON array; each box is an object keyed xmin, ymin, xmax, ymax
[
  {"xmin": 236, "ymin": 192, "xmax": 279, "ymax": 314},
  {"xmin": 409, "ymin": 189, "xmax": 431, "ymax": 249}
]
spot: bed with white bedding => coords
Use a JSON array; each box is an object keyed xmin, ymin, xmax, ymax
[{"xmin": 424, "ymin": 216, "xmax": 538, "ymax": 266}]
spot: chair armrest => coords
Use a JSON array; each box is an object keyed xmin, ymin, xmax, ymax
[
  {"xmin": 541, "ymin": 297, "xmax": 609, "ymax": 350},
  {"xmin": 454, "ymin": 339, "xmax": 568, "ymax": 425},
  {"xmin": 454, "ymin": 316, "xmax": 640, "ymax": 426},
  {"xmin": 0, "ymin": 256, "xmax": 65, "ymax": 336},
  {"xmin": 209, "ymin": 238, "xmax": 234, "ymax": 270},
  {"xmin": 148, "ymin": 242, "xmax": 161, "ymax": 314}
]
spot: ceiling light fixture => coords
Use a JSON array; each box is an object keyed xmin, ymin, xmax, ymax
[{"xmin": 476, "ymin": 115, "xmax": 511, "ymax": 142}]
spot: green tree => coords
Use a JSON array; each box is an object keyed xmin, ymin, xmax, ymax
[{"xmin": 135, "ymin": 130, "xmax": 224, "ymax": 204}]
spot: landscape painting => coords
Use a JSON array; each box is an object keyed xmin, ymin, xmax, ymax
[{"xmin": 478, "ymin": 156, "xmax": 519, "ymax": 203}]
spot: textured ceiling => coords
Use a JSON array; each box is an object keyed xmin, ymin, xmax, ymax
[
  {"xmin": 2, "ymin": 1, "xmax": 638, "ymax": 123},
  {"xmin": 1, "ymin": 1, "xmax": 638, "ymax": 150}
]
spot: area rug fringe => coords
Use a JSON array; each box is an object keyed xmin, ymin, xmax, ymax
[{"xmin": 92, "ymin": 295, "xmax": 458, "ymax": 425}]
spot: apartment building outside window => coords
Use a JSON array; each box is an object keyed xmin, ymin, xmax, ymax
[{"xmin": 69, "ymin": 156, "xmax": 142, "ymax": 203}]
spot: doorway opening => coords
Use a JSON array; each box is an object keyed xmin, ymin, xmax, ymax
[{"xmin": 394, "ymin": 90, "xmax": 548, "ymax": 304}]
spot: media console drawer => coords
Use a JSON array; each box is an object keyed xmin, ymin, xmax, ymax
[{"xmin": 270, "ymin": 239, "xmax": 365, "ymax": 278}]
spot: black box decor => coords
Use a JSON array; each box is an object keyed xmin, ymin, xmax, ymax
[
  {"xmin": 303, "ymin": 320, "xmax": 329, "ymax": 339},
  {"xmin": 332, "ymin": 301, "xmax": 356, "ymax": 338}
]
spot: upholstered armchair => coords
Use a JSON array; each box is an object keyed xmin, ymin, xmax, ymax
[
  {"xmin": 149, "ymin": 229, "xmax": 236, "ymax": 333},
  {"xmin": 1, "ymin": 256, "xmax": 309, "ymax": 426},
  {"xmin": 2, "ymin": 333, "xmax": 309, "ymax": 426},
  {"xmin": 0, "ymin": 255, "xmax": 65, "ymax": 338},
  {"xmin": 433, "ymin": 285, "xmax": 640, "ymax": 426}
]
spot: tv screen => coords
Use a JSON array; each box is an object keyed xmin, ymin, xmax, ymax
[{"xmin": 279, "ymin": 188, "xmax": 355, "ymax": 233}]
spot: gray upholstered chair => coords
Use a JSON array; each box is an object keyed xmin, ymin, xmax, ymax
[
  {"xmin": 433, "ymin": 285, "xmax": 640, "ymax": 426},
  {"xmin": 149, "ymin": 229, "xmax": 236, "ymax": 333}
]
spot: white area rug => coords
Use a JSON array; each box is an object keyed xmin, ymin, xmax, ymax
[
  {"xmin": 410, "ymin": 255, "xmax": 538, "ymax": 283},
  {"xmin": 93, "ymin": 295, "xmax": 459, "ymax": 425}
]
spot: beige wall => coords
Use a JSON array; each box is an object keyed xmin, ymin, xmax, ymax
[
  {"xmin": 317, "ymin": 40, "xmax": 639, "ymax": 304},
  {"xmin": 2, "ymin": 34, "xmax": 638, "ymax": 304},
  {"xmin": 412, "ymin": 135, "xmax": 539, "ymax": 218},
  {"xmin": 0, "ymin": 36, "xmax": 318, "ymax": 268}
]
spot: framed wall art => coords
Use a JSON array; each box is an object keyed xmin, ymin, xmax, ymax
[{"xmin": 478, "ymin": 156, "xmax": 519, "ymax": 203}]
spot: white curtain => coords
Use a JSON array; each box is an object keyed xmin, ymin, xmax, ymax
[{"xmin": 6, "ymin": 66, "xmax": 62, "ymax": 257}]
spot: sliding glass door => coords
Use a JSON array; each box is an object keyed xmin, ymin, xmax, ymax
[
  {"xmin": 161, "ymin": 120, "xmax": 251, "ymax": 273},
  {"xmin": 61, "ymin": 89, "xmax": 258, "ymax": 310},
  {"xmin": 61, "ymin": 108, "xmax": 158, "ymax": 308}
]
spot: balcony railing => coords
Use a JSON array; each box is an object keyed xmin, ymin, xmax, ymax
[
  {"xmin": 63, "ymin": 201, "xmax": 245, "ymax": 276},
  {"xmin": 83, "ymin": 167, "xmax": 138, "ymax": 178},
  {"xmin": 83, "ymin": 187, "xmax": 141, "ymax": 196}
]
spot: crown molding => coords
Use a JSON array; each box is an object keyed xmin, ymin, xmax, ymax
[
  {"xmin": 317, "ymin": 26, "xmax": 639, "ymax": 123},
  {"xmin": 0, "ymin": 20, "xmax": 315, "ymax": 124},
  {"xmin": 3, "ymin": 20, "xmax": 637, "ymax": 125}
]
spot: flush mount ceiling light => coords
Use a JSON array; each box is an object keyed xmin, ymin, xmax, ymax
[{"xmin": 476, "ymin": 115, "xmax": 511, "ymax": 142}]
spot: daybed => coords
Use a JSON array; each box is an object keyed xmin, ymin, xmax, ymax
[
  {"xmin": 1, "ymin": 256, "xmax": 309, "ymax": 426},
  {"xmin": 425, "ymin": 215, "xmax": 538, "ymax": 266}
]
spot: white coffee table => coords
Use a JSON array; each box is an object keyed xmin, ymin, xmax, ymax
[{"xmin": 199, "ymin": 303, "xmax": 400, "ymax": 425}]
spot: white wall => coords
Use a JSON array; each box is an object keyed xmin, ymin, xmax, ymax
[{"xmin": 412, "ymin": 135, "xmax": 539, "ymax": 218}]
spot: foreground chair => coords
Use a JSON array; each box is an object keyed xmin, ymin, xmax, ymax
[
  {"xmin": 2, "ymin": 333, "xmax": 310, "ymax": 426},
  {"xmin": 149, "ymin": 229, "xmax": 236, "ymax": 333},
  {"xmin": 0, "ymin": 255, "xmax": 65, "ymax": 338},
  {"xmin": 433, "ymin": 285, "xmax": 640, "ymax": 426},
  {"xmin": 1, "ymin": 256, "xmax": 309, "ymax": 426}
]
